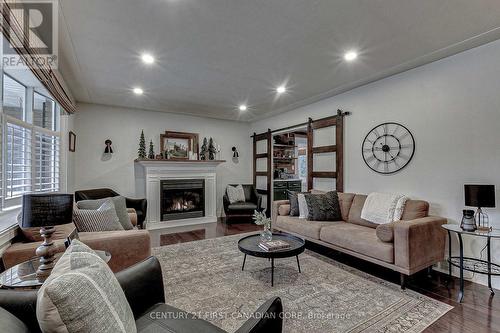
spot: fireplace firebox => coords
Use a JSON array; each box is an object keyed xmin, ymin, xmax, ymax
[{"xmin": 160, "ymin": 179, "xmax": 205, "ymax": 221}]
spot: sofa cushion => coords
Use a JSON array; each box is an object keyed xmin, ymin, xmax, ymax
[
  {"xmin": 136, "ymin": 303, "xmax": 226, "ymax": 333},
  {"xmin": 227, "ymin": 202, "xmax": 258, "ymax": 211},
  {"xmin": 401, "ymin": 200, "xmax": 429, "ymax": 220},
  {"xmin": 274, "ymin": 215, "xmax": 338, "ymax": 239},
  {"xmin": 278, "ymin": 204, "xmax": 291, "ymax": 216},
  {"xmin": 304, "ymin": 191, "xmax": 341, "ymax": 221},
  {"xmin": 376, "ymin": 222, "xmax": 397, "ymax": 242},
  {"xmin": 320, "ymin": 223, "xmax": 394, "ymax": 263},
  {"xmin": 338, "ymin": 193, "xmax": 355, "ymax": 221},
  {"xmin": 347, "ymin": 194, "xmax": 378, "ymax": 229}
]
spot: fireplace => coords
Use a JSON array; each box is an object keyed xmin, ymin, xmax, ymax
[{"xmin": 160, "ymin": 179, "xmax": 205, "ymax": 221}]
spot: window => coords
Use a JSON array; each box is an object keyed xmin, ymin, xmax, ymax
[{"xmin": 1, "ymin": 73, "xmax": 61, "ymax": 208}]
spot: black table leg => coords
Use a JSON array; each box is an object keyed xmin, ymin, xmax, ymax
[
  {"xmin": 458, "ymin": 233, "xmax": 464, "ymax": 303},
  {"xmin": 296, "ymin": 255, "xmax": 301, "ymax": 273},
  {"xmin": 241, "ymin": 254, "xmax": 246, "ymax": 271},
  {"xmin": 447, "ymin": 230, "xmax": 452, "ymax": 287},
  {"xmin": 488, "ymin": 237, "xmax": 495, "ymax": 295},
  {"xmin": 271, "ymin": 258, "xmax": 274, "ymax": 287}
]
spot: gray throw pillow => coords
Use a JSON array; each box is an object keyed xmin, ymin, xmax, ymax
[
  {"xmin": 287, "ymin": 190, "xmax": 301, "ymax": 216},
  {"xmin": 73, "ymin": 200, "xmax": 124, "ymax": 232},
  {"xmin": 77, "ymin": 196, "xmax": 133, "ymax": 230},
  {"xmin": 304, "ymin": 191, "xmax": 342, "ymax": 221},
  {"xmin": 37, "ymin": 240, "xmax": 137, "ymax": 333}
]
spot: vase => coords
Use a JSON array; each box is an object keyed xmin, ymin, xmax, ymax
[{"xmin": 260, "ymin": 224, "xmax": 272, "ymax": 242}]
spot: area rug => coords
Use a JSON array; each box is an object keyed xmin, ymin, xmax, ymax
[{"xmin": 152, "ymin": 233, "xmax": 452, "ymax": 333}]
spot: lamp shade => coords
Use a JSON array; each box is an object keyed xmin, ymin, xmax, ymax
[
  {"xmin": 464, "ymin": 185, "xmax": 496, "ymax": 208},
  {"xmin": 21, "ymin": 194, "xmax": 74, "ymax": 228}
]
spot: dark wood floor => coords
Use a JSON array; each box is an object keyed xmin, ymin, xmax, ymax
[{"xmin": 160, "ymin": 220, "xmax": 500, "ymax": 333}]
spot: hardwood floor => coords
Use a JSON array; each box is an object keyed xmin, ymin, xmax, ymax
[{"xmin": 160, "ymin": 220, "xmax": 500, "ymax": 333}]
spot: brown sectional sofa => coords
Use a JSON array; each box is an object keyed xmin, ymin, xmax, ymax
[
  {"xmin": 272, "ymin": 192, "xmax": 447, "ymax": 287},
  {"xmin": 2, "ymin": 211, "xmax": 151, "ymax": 273}
]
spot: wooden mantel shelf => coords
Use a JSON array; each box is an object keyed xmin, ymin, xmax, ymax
[{"xmin": 134, "ymin": 159, "xmax": 225, "ymax": 163}]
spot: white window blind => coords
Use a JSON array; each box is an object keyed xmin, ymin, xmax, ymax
[
  {"xmin": 34, "ymin": 131, "xmax": 60, "ymax": 192},
  {"xmin": 6, "ymin": 120, "xmax": 32, "ymax": 198}
]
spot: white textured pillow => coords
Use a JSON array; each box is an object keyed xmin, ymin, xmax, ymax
[
  {"xmin": 298, "ymin": 193, "xmax": 309, "ymax": 219},
  {"xmin": 393, "ymin": 196, "xmax": 410, "ymax": 221},
  {"xmin": 36, "ymin": 240, "xmax": 136, "ymax": 333},
  {"xmin": 73, "ymin": 200, "xmax": 123, "ymax": 232},
  {"xmin": 227, "ymin": 184, "xmax": 246, "ymax": 204}
]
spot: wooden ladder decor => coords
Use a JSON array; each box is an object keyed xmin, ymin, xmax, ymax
[
  {"xmin": 252, "ymin": 129, "xmax": 272, "ymax": 216},
  {"xmin": 307, "ymin": 109, "xmax": 345, "ymax": 192}
]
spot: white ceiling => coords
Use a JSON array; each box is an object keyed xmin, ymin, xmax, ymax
[{"xmin": 58, "ymin": 0, "xmax": 500, "ymax": 122}]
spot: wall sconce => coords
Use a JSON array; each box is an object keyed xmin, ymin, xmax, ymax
[
  {"xmin": 104, "ymin": 139, "xmax": 113, "ymax": 154},
  {"xmin": 232, "ymin": 146, "xmax": 239, "ymax": 164}
]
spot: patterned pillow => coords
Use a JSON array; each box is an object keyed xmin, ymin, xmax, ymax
[
  {"xmin": 304, "ymin": 191, "xmax": 342, "ymax": 221},
  {"xmin": 73, "ymin": 200, "xmax": 124, "ymax": 232},
  {"xmin": 36, "ymin": 240, "xmax": 136, "ymax": 333},
  {"xmin": 77, "ymin": 196, "xmax": 134, "ymax": 230},
  {"xmin": 286, "ymin": 190, "xmax": 301, "ymax": 216},
  {"xmin": 297, "ymin": 193, "xmax": 309, "ymax": 219},
  {"xmin": 227, "ymin": 184, "xmax": 246, "ymax": 204}
]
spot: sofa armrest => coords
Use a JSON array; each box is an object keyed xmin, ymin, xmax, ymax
[
  {"xmin": 223, "ymin": 193, "xmax": 231, "ymax": 213},
  {"xmin": 235, "ymin": 297, "xmax": 283, "ymax": 333},
  {"xmin": 115, "ymin": 257, "xmax": 165, "ymax": 319},
  {"xmin": 394, "ymin": 216, "xmax": 447, "ymax": 274},
  {"xmin": 0, "ymin": 289, "xmax": 39, "ymax": 333},
  {"xmin": 125, "ymin": 197, "xmax": 147, "ymax": 228},
  {"xmin": 271, "ymin": 200, "xmax": 290, "ymax": 225},
  {"xmin": 253, "ymin": 188, "xmax": 263, "ymax": 212},
  {"xmin": 79, "ymin": 230, "xmax": 151, "ymax": 272}
]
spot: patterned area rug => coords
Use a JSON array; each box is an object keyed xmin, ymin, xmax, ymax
[{"xmin": 152, "ymin": 233, "xmax": 452, "ymax": 333}]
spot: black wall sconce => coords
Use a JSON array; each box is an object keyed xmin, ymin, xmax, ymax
[
  {"xmin": 232, "ymin": 146, "xmax": 239, "ymax": 164},
  {"xmin": 104, "ymin": 139, "xmax": 113, "ymax": 154}
]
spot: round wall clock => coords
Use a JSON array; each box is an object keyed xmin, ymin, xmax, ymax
[{"xmin": 362, "ymin": 122, "xmax": 415, "ymax": 174}]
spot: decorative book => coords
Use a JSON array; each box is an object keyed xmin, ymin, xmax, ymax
[{"xmin": 259, "ymin": 240, "xmax": 291, "ymax": 251}]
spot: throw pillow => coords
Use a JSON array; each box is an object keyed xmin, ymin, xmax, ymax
[
  {"xmin": 227, "ymin": 184, "xmax": 246, "ymax": 204},
  {"xmin": 304, "ymin": 191, "xmax": 342, "ymax": 221},
  {"xmin": 297, "ymin": 193, "xmax": 309, "ymax": 219},
  {"xmin": 73, "ymin": 200, "xmax": 124, "ymax": 232},
  {"xmin": 286, "ymin": 190, "xmax": 301, "ymax": 216},
  {"xmin": 376, "ymin": 221, "xmax": 397, "ymax": 242},
  {"xmin": 77, "ymin": 196, "xmax": 133, "ymax": 230},
  {"xmin": 37, "ymin": 240, "xmax": 136, "ymax": 333}
]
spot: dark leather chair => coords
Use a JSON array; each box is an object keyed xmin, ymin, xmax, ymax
[
  {"xmin": 223, "ymin": 184, "xmax": 263, "ymax": 224},
  {"xmin": 75, "ymin": 188, "xmax": 147, "ymax": 229},
  {"xmin": 0, "ymin": 257, "xmax": 283, "ymax": 333}
]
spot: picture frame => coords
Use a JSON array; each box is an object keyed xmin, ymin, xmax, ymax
[
  {"xmin": 160, "ymin": 131, "xmax": 199, "ymax": 160},
  {"xmin": 69, "ymin": 131, "xmax": 76, "ymax": 152}
]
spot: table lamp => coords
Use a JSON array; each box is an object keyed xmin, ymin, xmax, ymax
[
  {"xmin": 21, "ymin": 193, "xmax": 74, "ymax": 281},
  {"xmin": 464, "ymin": 184, "xmax": 495, "ymax": 231}
]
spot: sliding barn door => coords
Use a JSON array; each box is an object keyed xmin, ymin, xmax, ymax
[
  {"xmin": 253, "ymin": 129, "xmax": 272, "ymax": 216},
  {"xmin": 307, "ymin": 110, "xmax": 345, "ymax": 192}
]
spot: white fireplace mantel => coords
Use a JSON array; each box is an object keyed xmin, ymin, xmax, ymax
[{"xmin": 135, "ymin": 159, "xmax": 225, "ymax": 246}]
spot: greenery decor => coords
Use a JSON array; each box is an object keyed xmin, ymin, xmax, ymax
[
  {"xmin": 200, "ymin": 137, "xmax": 208, "ymax": 160},
  {"xmin": 208, "ymin": 137, "xmax": 216, "ymax": 160},
  {"xmin": 148, "ymin": 140, "xmax": 155, "ymax": 159},
  {"xmin": 138, "ymin": 130, "xmax": 146, "ymax": 159}
]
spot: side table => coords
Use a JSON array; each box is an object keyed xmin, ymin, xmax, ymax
[
  {"xmin": 0, "ymin": 250, "xmax": 111, "ymax": 289},
  {"xmin": 442, "ymin": 224, "xmax": 500, "ymax": 302}
]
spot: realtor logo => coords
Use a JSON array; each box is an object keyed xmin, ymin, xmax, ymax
[{"xmin": 1, "ymin": 0, "xmax": 58, "ymax": 69}]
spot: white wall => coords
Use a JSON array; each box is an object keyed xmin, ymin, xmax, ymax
[
  {"xmin": 73, "ymin": 103, "xmax": 252, "ymax": 216},
  {"xmin": 252, "ymin": 39, "xmax": 500, "ymax": 288}
]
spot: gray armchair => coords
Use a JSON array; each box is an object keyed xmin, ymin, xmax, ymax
[{"xmin": 223, "ymin": 184, "xmax": 263, "ymax": 224}]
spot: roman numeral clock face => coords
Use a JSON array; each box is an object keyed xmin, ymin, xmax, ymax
[{"xmin": 362, "ymin": 122, "xmax": 415, "ymax": 174}]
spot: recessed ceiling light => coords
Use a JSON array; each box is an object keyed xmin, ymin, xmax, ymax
[
  {"xmin": 239, "ymin": 104, "xmax": 247, "ymax": 111},
  {"xmin": 141, "ymin": 53, "xmax": 155, "ymax": 64},
  {"xmin": 344, "ymin": 51, "xmax": 358, "ymax": 62},
  {"xmin": 276, "ymin": 85, "xmax": 286, "ymax": 94},
  {"xmin": 133, "ymin": 87, "xmax": 144, "ymax": 95}
]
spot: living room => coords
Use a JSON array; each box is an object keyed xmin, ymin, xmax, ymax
[{"xmin": 1, "ymin": 1, "xmax": 500, "ymax": 332}]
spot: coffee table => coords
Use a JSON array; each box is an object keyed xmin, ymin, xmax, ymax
[{"xmin": 238, "ymin": 233, "xmax": 305, "ymax": 286}]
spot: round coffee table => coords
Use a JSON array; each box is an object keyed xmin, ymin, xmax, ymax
[{"xmin": 238, "ymin": 233, "xmax": 305, "ymax": 286}]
